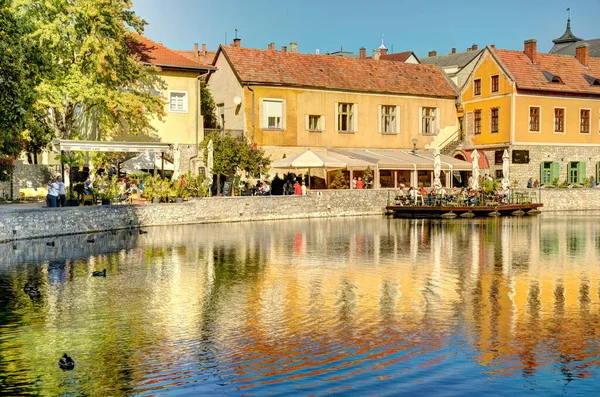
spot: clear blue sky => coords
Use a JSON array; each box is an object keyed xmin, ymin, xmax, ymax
[{"xmin": 132, "ymin": 0, "xmax": 599, "ymax": 57}]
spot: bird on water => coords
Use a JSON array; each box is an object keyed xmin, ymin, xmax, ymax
[
  {"xmin": 92, "ymin": 269, "xmax": 106, "ymax": 277},
  {"xmin": 58, "ymin": 354, "xmax": 75, "ymax": 370}
]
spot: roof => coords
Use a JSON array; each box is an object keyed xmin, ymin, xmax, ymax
[
  {"xmin": 552, "ymin": 19, "xmax": 583, "ymax": 44},
  {"xmin": 379, "ymin": 51, "xmax": 416, "ymax": 62},
  {"xmin": 217, "ymin": 46, "xmax": 457, "ymax": 98},
  {"xmin": 421, "ymin": 49, "xmax": 483, "ymax": 69},
  {"xmin": 127, "ymin": 33, "xmax": 214, "ymax": 71},
  {"xmin": 492, "ymin": 48, "xmax": 600, "ymax": 95},
  {"xmin": 550, "ymin": 38, "xmax": 600, "ymax": 57},
  {"xmin": 175, "ymin": 49, "xmax": 218, "ymax": 66}
]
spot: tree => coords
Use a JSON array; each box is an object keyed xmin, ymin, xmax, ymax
[
  {"xmin": 329, "ymin": 170, "xmax": 348, "ymax": 189},
  {"xmin": 200, "ymin": 133, "xmax": 270, "ymax": 196},
  {"xmin": 22, "ymin": 110, "xmax": 54, "ymax": 164},
  {"xmin": 0, "ymin": 0, "xmax": 44, "ymax": 180},
  {"xmin": 201, "ymin": 80, "xmax": 217, "ymax": 128},
  {"xmin": 15, "ymin": 0, "xmax": 166, "ymax": 142}
]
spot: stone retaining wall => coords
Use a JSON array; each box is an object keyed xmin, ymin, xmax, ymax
[
  {"xmin": 0, "ymin": 162, "xmax": 55, "ymax": 200},
  {"xmin": 0, "ymin": 190, "xmax": 394, "ymax": 243}
]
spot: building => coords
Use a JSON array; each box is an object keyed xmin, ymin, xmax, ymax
[
  {"xmin": 421, "ymin": 44, "xmax": 484, "ymax": 87},
  {"xmin": 458, "ymin": 39, "xmax": 600, "ymax": 186},
  {"xmin": 207, "ymin": 40, "xmax": 472, "ymax": 188},
  {"xmin": 549, "ymin": 17, "xmax": 600, "ymax": 57}
]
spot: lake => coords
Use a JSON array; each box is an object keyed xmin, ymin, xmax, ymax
[{"xmin": 1, "ymin": 215, "xmax": 599, "ymax": 396}]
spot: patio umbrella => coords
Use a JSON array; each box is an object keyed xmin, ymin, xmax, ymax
[
  {"xmin": 171, "ymin": 142, "xmax": 181, "ymax": 181},
  {"xmin": 471, "ymin": 149, "xmax": 480, "ymax": 189},
  {"xmin": 501, "ymin": 149, "xmax": 510, "ymax": 189},
  {"xmin": 271, "ymin": 149, "xmax": 346, "ymax": 187},
  {"xmin": 206, "ymin": 139, "xmax": 213, "ymax": 185},
  {"xmin": 433, "ymin": 147, "xmax": 442, "ymax": 189}
]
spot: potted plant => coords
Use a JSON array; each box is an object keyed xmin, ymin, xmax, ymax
[{"xmin": 99, "ymin": 176, "xmax": 118, "ymax": 205}]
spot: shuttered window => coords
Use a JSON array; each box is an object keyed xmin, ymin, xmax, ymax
[
  {"xmin": 568, "ymin": 161, "xmax": 586, "ymax": 185},
  {"xmin": 540, "ymin": 161, "xmax": 559, "ymax": 185},
  {"xmin": 262, "ymin": 99, "xmax": 284, "ymax": 129}
]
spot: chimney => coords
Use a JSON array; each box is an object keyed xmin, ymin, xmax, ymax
[
  {"xmin": 290, "ymin": 42, "xmax": 298, "ymax": 53},
  {"xmin": 451, "ymin": 47, "xmax": 456, "ymax": 54},
  {"xmin": 268, "ymin": 42, "xmax": 275, "ymax": 51},
  {"xmin": 372, "ymin": 49, "xmax": 381, "ymax": 60},
  {"xmin": 232, "ymin": 38, "xmax": 241, "ymax": 48},
  {"xmin": 359, "ymin": 47, "xmax": 366, "ymax": 59},
  {"xmin": 428, "ymin": 50, "xmax": 437, "ymax": 57},
  {"xmin": 524, "ymin": 39, "xmax": 537, "ymax": 63},
  {"xmin": 471, "ymin": 44, "xmax": 478, "ymax": 51},
  {"xmin": 490, "ymin": 44, "xmax": 495, "ymax": 49},
  {"xmin": 466, "ymin": 47, "xmax": 471, "ymax": 52},
  {"xmin": 194, "ymin": 43, "xmax": 199, "ymax": 55},
  {"xmin": 381, "ymin": 48, "xmax": 388, "ymax": 56},
  {"xmin": 202, "ymin": 43, "xmax": 207, "ymax": 54},
  {"xmin": 576, "ymin": 43, "xmax": 589, "ymax": 67},
  {"xmin": 281, "ymin": 45, "xmax": 287, "ymax": 53}
]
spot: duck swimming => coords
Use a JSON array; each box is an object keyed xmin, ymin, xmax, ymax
[
  {"xmin": 138, "ymin": 229, "xmax": 148, "ymax": 235},
  {"xmin": 58, "ymin": 353, "xmax": 75, "ymax": 370},
  {"xmin": 86, "ymin": 236, "xmax": 95, "ymax": 243},
  {"xmin": 46, "ymin": 241, "xmax": 55, "ymax": 247},
  {"xmin": 92, "ymin": 269, "xmax": 106, "ymax": 277}
]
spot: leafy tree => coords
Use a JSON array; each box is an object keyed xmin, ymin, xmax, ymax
[
  {"xmin": 15, "ymin": 0, "xmax": 166, "ymax": 142},
  {"xmin": 201, "ymin": 80, "xmax": 217, "ymax": 128},
  {"xmin": 200, "ymin": 133, "xmax": 270, "ymax": 196},
  {"xmin": 329, "ymin": 170, "xmax": 348, "ymax": 189},
  {"xmin": 22, "ymin": 110, "xmax": 54, "ymax": 164}
]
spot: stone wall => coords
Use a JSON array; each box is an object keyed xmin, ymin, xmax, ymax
[
  {"xmin": 0, "ymin": 190, "xmax": 395, "ymax": 243},
  {"xmin": 0, "ymin": 162, "xmax": 55, "ymax": 200}
]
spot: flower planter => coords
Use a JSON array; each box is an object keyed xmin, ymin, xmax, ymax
[
  {"xmin": 66, "ymin": 199, "xmax": 80, "ymax": 207},
  {"xmin": 101, "ymin": 199, "xmax": 111, "ymax": 205}
]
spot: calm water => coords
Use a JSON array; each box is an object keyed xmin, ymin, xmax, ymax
[{"xmin": 1, "ymin": 215, "xmax": 600, "ymax": 396}]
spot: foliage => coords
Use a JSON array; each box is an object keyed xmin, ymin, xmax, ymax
[
  {"xmin": 201, "ymin": 80, "xmax": 217, "ymax": 128},
  {"xmin": 98, "ymin": 175, "xmax": 119, "ymax": 200},
  {"xmin": 559, "ymin": 180, "xmax": 569, "ymax": 188},
  {"xmin": 15, "ymin": 0, "xmax": 166, "ymax": 142},
  {"xmin": 481, "ymin": 178, "xmax": 498, "ymax": 194},
  {"xmin": 363, "ymin": 166, "xmax": 373, "ymax": 179},
  {"xmin": 21, "ymin": 109, "xmax": 54, "ymax": 163},
  {"xmin": 200, "ymin": 132, "xmax": 271, "ymax": 195},
  {"xmin": 329, "ymin": 170, "xmax": 348, "ymax": 189}
]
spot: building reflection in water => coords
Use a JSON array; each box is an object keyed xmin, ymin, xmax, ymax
[{"xmin": 0, "ymin": 215, "xmax": 600, "ymax": 395}]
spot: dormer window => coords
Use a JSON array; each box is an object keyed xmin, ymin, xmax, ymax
[
  {"xmin": 583, "ymin": 74, "xmax": 600, "ymax": 86},
  {"xmin": 543, "ymin": 71, "xmax": 563, "ymax": 84}
]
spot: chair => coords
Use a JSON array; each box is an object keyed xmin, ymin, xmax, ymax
[{"xmin": 82, "ymin": 194, "xmax": 94, "ymax": 206}]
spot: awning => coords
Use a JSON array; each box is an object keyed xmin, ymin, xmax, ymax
[
  {"xmin": 271, "ymin": 149, "xmax": 346, "ymax": 169},
  {"xmin": 52, "ymin": 139, "xmax": 171, "ymax": 153},
  {"xmin": 122, "ymin": 152, "xmax": 174, "ymax": 173},
  {"xmin": 456, "ymin": 150, "xmax": 490, "ymax": 169}
]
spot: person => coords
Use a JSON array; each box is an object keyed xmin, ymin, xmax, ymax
[
  {"xmin": 352, "ymin": 177, "xmax": 357, "ymax": 190},
  {"xmin": 301, "ymin": 181, "xmax": 307, "ymax": 195},
  {"xmin": 294, "ymin": 180, "xmax": 302, "ymax": 195},
  {"xmin": 356, "ymin": 177, "xmax": 365, "ymax": 190},
  {"xmin": 366, "ymin": 174, "xmax": 373, "ymax": 189},
  {"xmin": 593, "ymin": 178, "xmax": 597, "ymax": 188},
  {"xmin": 533, "ymin": 179, "xmax": 540, "ymax": 188},
  {"xmin": 527, "ymin": 178, "xmax": 533, "ymax": 188},
  {"xmin": 47, "ymin": 179, "xmax": 59, "ymax": 208},
  {"xmin": 439, "ymin": 186, "xmax": 447, "ymax": 198},
  {"xmin": 262, "ymin": 182, "xmax": 271, "ymax": 196},
  {"xmin": 56, "ymin": 176, "xmax": 66, "ymax": 207},
  {"xmin": 84, "ymin": 177, "xmax": 93, "ymax": 195}
]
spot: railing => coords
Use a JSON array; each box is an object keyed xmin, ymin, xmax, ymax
[{"xmin": 204, "ymin": 128, "xmax": 245, "ymax": 138}]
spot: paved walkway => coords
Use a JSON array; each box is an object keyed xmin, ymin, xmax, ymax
[{"xmin": 0, "ymin": 202, "xmax": 46, "ymax": 212}]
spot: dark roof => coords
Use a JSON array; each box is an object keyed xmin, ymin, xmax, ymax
[
  {"xmin": 550, "ymin": 38, "xmax": 600, "ymax": 57},
  {"xmin": 552, "ymin": 18, "xmax": 583, "ymax": 45},
  {"xmin": 217, "ymin": 46, "xmax": 457, "ymax": 98},
  {"xmin": 420, "ymin": 49, "xmax": 483, "ymax": 69}
]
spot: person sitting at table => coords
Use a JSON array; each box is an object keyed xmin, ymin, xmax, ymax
[{"xmin": 84, "ymin": 177, "xmax": 93, "ymax": 195}]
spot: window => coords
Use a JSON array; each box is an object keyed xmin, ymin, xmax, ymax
[
  {"xmin": 554, "ymin": 108, "xmax": 565, "ymax": 133},
  {"xmin": 568, "ymin": 161, "xmax": 585, "ymax": 185},
  {"xmin": 421, "ymin": 107, "xmax": 437, "ymax": 135},
  {"xmin": 169, "ymin": 91, "xmax": 188, "ymax": 113},
  {"xmin": 262, "ymin": 99, "xmax": 283, "ymax": 129},
  {"xmin": 474, "ymin": 109, "xmax": 482, "ymax": 135},
  {"xmin": 474, "ymin": 79, "xmax": 481, "ymax": 96},
  {"xmin": 495, "ymin": 170, "xmax": 503, "ymax": 180},
  {"xmin": 512, "ymin": 150, "xmax": 529, "ymax": 164},
  {"xmin": 217, "ymin": 104, "xmax": 225, "ymax": 128},
  {"xmin": 540, "ymin": 161, "xmax": 559, "ymax": 185},
  {"xmin": 380, "ymin": 105, "xmax": 397, "ymax": 134},
  {"xmin": 529, "ymin": 107, "xmax": 540, "ymax": 132},
  {"xmin": 494, "ymin": 150, "xmax": 503, "ymax": 165},
  {"xmin": 580, "ymin": 109, "xmax": 590, "ymax": 134},
  {"xmin": 491, "ymin": 107, "xmax": 499, "ymax": 133},
  {"xmin": 308, "ymin": 115, "xmax": 322, "ymax": 131},
  {"xmin": 337, "ymin": 103, "xmax": 355, "ymax": 132},
  {"xmin": 491, "ymin": 75, "xmax": 499, "ymax": 92}
]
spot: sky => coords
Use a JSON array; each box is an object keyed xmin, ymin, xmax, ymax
[{"xmin": 132, "ymin": 0, "xmax": 599, "ymax": 57}]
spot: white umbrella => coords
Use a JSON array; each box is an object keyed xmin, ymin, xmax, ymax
[
  {"xmin": 171, "ymin": 142, "xmax": 181, "ymax": 181},
  {"xmin": 122, "ymin": 151, "xmax": 174, "ymax": 173},
  {"xmin": 501, "ymin": 149, "xmax": 510, "ymax": 189},
  {"xmin": 271, "ymin": 149, "xmax": 346, "ymax": 188},
  {"xmin": 206, "ymin": 139, "xmax": 213, "ymax": 185},
  {"xmin": 433, "ymin": 147, "xmax": 442, "ymax": 189},
  {"xmin": 471, "ymin": 149, "xmax": 480, "ymax": 189}
]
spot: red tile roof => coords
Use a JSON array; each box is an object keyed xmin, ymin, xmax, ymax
[
  {"xmin": 127, "ymin": 33, "xmax": 214, "ymax": 70},
  {"xmin": 219, "ymin": 46, "xmax": 457, "ymax": 98},
  {"xmin": 493, "ymin": 48, "xmax": 600, "ymax": 95},
  {"xmin": 175, "ymin": 50, "xmax": 217, "ymax": 66},
  {"xmin": 380, "ymin": 51, "xmax": 415, "ymax": 62}
]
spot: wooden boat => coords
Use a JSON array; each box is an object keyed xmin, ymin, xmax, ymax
[{"xmin": 386, "ymin": 203, "xmax": 543, "ymax": 219}]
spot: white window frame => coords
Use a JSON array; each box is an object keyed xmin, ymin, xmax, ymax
[
  {"xmin": 473, "ymin": 78, "xmax": 482, "ymax": 96},
  {"xmin": 490, "ymin": 74, "xmax": 499, "ymax": 94},
  {"xmin": 306, "ymin": 114, "xmax": 325, "ymax": 132},
  {"xmin": 168, "ymin": 90, "xmax": 188, "ymax": 113},
  {"xmin": 553, "ymin": 107, "xmax": 566, "ymax": 134},
  {"xmin": 379, "ymin": 105, "xmax": 400, "ymax": 134},
  {"xmin": 528, "ymin": 106, "xmax": 542, "ymax": 134},
  {"xmin": 335, "ymin": 102, "xmax": 357, "ymax": 133},
  {"xmin": 579, "ymin": 108, "xmax": 591, "ymax": 135},
  {"xmin": 261, "ymin": 98, "xmax": 285, "ymax": 130},
  {"xmin": 419, "ymin": 106, "xmax": 439, "ymax": 135}
]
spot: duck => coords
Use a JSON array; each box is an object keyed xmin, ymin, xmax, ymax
[
  {"xmin": 92, "ymin": 269, "xmax": 106, "ymax": 277},
  {"xmin": 138, "ymin": 229, "xmax": 148, "ymax": 235},
  {"xmin": 58, "ymin": 353, "xmax": 75, "ymax": 370},
  {"xmin": 46, "ymin": 241, "xmax": 55, "ymax": 247},
  {"xmin": 27, "ymin": 289, "xmax": 41, "ymax": 299},
  {"xmin": 86, "ymin": 236, "xmax": 95, "ymax": 243},
  {"xmin": 23, "ymin": 285, "xmax": 38, "ymax": 294}
]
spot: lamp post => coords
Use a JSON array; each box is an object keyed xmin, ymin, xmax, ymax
[{"xmin": 412, "ymin": 138, "xmax": 418, "ymax": 155}]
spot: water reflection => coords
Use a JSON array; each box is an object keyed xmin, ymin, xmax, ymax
[{"xmin": 0, "ymin": 215, "xmax": 600, "ymax": 395}]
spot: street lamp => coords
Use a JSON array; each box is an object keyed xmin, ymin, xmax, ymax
[{"xmin": 412, "ymin": 138, "xmax": 418, "ymax": 155}]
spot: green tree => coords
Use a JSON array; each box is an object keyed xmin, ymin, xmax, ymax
[
  {"xmin": 15, "ymin": 0, "xmax": 166, "ymax": 142},
  {"xmin": 201, "ymin": 80, "xmax": 217, "ymax": 128},
  {"xmin": 329, "ymin": 170, "xmax": 348, "ymax": 189},
  {"xmin": 22, "ymin": 110, "xmax": 54, "ymax": 164},
  {"xmin": 200, "ymin": 133, "xmax": 270, "ymax": 196}
]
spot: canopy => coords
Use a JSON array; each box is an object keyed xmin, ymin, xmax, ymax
[
  {"xmin": 122, "ymin": 152, "xmax": 174, "ymax": 173},
  {"xmin": 52, "ymin": 139, "xmax": 171, "ymax": 153},
  {"xmin": 271, "ymin": 149, "xmax": 346, "ymax": 169}
]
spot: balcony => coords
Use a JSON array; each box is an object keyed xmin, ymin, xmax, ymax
[{"xmin": 204, "ymin": 128, "xmax": 245, "ymax": 139}]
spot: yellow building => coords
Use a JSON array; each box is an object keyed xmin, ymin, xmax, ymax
[
  {"xmin": 207, "ymin": 40, "xmax": 473, "ymax": 188},
  {"xmin": 459, "ymin": 39, "xmax": 600, "ymax": 186}
]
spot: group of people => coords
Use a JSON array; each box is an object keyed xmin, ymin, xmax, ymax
[
  {"xmin": 399, "ymin": 185, "xmax": 512, "ymax": 206},
  {"xmin": 241, "ymin": 179, "xmax": 307, "ymax": 196},
  {"xmin": 351, "ymin": 175, "xmax": 373, "ymax": 190},
  {"xmin": 46, "ymin": 176, "xmax": 66, "ymax": 207}
]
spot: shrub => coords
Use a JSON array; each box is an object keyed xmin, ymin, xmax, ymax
[{"xmin": 329, "ymin": 170, "xmax": 348, "ymax": 189}]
